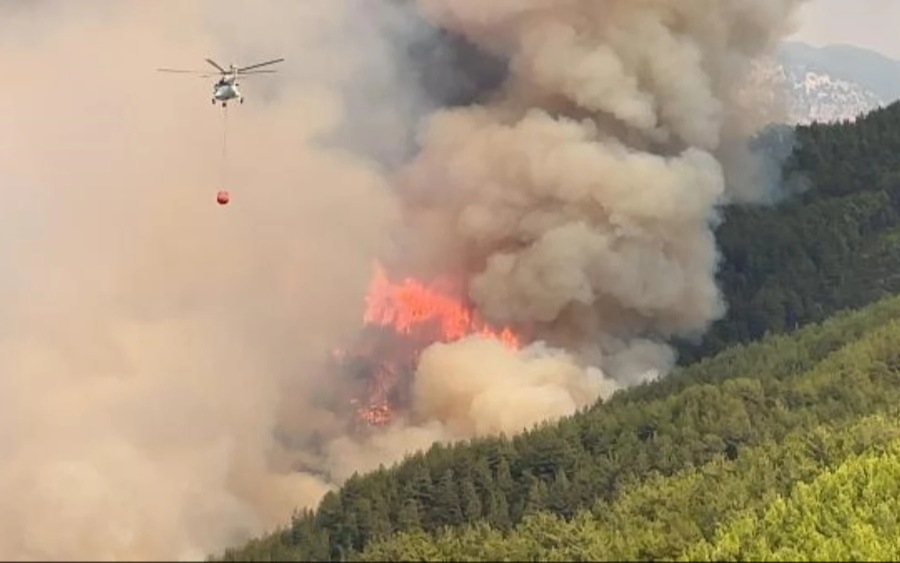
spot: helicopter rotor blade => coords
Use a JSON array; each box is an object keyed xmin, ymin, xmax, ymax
[
  {"xmin": 236, "ymin": 57, "xmax": 284, "ymax": 73},
  {"xmin": 205, "ymin": 58, "xmax": 227, "ymax": 73},
  {"xmin": 157, "ymin": 69, "xmax": 218, "ymax": 80},
  {"xmin": 157, "ymin": 68, "xmax": 208, "ymax": 74},
  {"xmin": 236, "ymin": 69, "xmax": 278, "ymax": 75}
]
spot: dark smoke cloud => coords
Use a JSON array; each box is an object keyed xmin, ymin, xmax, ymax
[{"xmin": 322, "ymin": 3, "xmax": 509, "ymax": 169}]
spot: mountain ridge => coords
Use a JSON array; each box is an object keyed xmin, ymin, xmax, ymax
[{"xmin": 772, "ymin": 40, "xmax": 900, "ymax": 124}]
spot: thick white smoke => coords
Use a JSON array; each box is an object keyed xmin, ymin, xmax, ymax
[
  {"xmin": 0, "ymin": 0, "xmax": 809, "ymax": 560},
  {"xmin": 393, "ymin": 0, "xmax": 810, "ymax": 394}
]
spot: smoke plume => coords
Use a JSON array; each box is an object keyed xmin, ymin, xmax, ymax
[
  {"xmin": 392, "ymin": 0, "xmax": 809, "ymax": 380},
  {"xmin": 0, "ymin": 0, "xmax": 808, "ymax": 560}
]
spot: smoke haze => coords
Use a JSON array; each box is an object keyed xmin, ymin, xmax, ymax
[
  {"xmin": 0, "ymin": 2, "xmax": 402, "ymax": 559},
  {"xmin": 0, "ymin": 0, "xmax": 808, "ymax": 560}
]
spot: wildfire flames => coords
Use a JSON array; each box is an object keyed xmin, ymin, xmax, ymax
[{"xmin": 336, "ymin": 263, "xmax": 521, "ymax": 428}]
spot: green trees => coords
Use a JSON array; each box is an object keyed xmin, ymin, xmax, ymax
[
  {"xmin": 357, "ymin": 414, "xmax": 900, "ymax": 561},
  {"xmin": 678, "ymin": 102, "xmax": 900, "ymax": 363},
  {"xmin": 216, "ymin": 293, "xmax": 900, "ymax": 561},
  {"xmin": 688, "ymin": 440, "xmax": 900, "ymax": 561}
]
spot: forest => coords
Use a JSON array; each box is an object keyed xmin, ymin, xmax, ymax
[
  {"xmin": 215, "ymin": 101, "xmax": 900, "ymax": 561},
  {"xmin": 677, "ymin": 102, "xmax": 900, "ymax": 362}
]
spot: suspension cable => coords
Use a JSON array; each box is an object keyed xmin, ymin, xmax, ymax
[{"xmin": 221, "ymin": 103, "xmax": 229, "ymax": 192}]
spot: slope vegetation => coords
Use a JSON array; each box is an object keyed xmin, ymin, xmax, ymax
[
  {"xmin": 678, "ymin": 101, "xmax": 900, "ymax": 362},
  {"xmin": 687, "ymin": 439, "xmax": 900, "ymax": 561},
  {"xmin": 358, "ymin": 413, "xmax": 900, "ymax": 561},
  {"xmin": 219, "ymin": 292, "xmax": 900, "ymax": 560}
]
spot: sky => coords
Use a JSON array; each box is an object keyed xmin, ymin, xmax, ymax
[{"xmin": 792, "ymin": 0, "xmax": 900, "ymax": 59}]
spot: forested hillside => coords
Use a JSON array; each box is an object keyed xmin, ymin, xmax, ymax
[
  {"xmin": 687, "ymin": 440, "xmax": 900, "ymax": 561},
  {"xmin": 215, "ymin": 102, "xmax": 900, "ymax": 561},
  {"xmin": 357, "ymin": 413, "xmax": 900, "ymax": 561},
  {"xmin": 678, "ymin": 101, "xmax": 900, "ymax": 363},
  {"xmin": 219, "ymin": 292, "xmax": 900, "ymax": 561}
]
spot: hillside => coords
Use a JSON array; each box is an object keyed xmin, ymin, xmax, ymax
[
  {"xmin": 358, "ymin": 414, "xmax": 900, "ymax": 561},
  {"xmin": 675, "ymin": 100, "xmax": 900, "ymax": 364},
  {"xmin": 777, "ymin": 62, "xmax": 882, "ymax": 124},
  {"xmin": 780, "ymin": 41, "xmax": 900, "ymax": 102},
  {"xmin": 220, "ymin": 292, "xmax": 900, "ymax": 561},
  {"xmin": 774, "ymin": 41, "xmax": 900, "ymax": 124},
  {"xmin": 687, "ymin": 441, "xmax": 900, "ymax": 561},
  {"xmin": 214, "ymin": 99, "xmax": 900, "ymax": 561}
]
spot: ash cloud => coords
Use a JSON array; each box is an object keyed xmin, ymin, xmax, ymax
[{"xmin": 0, "ymin": 0, "xmax": 811, "ymax": 560}]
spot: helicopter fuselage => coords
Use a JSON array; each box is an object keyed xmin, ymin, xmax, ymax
[{"xmin": 212, "ymin": 73, "xmax": 242, "ymax": 106}]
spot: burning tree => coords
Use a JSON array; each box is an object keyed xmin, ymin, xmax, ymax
[{"xmin": 332, "ymin": 263, "xmax": 520, "ymax": 429}]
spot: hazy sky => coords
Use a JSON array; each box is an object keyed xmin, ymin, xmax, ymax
[{"xmin": 792, "ymin": 0, "xmax": 900, "ymax": 59}]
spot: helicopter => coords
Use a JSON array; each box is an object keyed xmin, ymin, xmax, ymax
[{"xmin": 157, "ymin": 57, "xmax": 285, "ymax": 107}]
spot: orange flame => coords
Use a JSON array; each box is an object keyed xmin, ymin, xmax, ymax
[
  {"xmin": 342, "ymin": 263, "xmax": 521, "ymax": 428},
  {"xmin": 364, "ymin": 264, "xmax": 520, "ymax": 348}
]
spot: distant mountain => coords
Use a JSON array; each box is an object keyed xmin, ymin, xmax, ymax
[
  {"xmin": 770, "ymin": 41, "xmax": 900, "ymax": 124},
  {"xmin": 780, "ymin": 41, "xmax": 900, "ymax": 101}
]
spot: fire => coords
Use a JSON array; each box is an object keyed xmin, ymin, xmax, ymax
[
  {"xmin": 364, "ymin": 264, "xmax": 520, "ymax": 349},
  {"xmin": 338, "ymin": 263, "xmax": 521, "ymax": 428}
]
